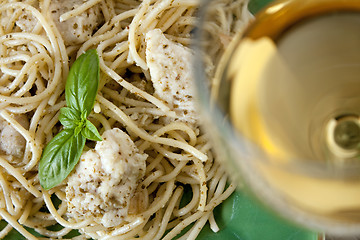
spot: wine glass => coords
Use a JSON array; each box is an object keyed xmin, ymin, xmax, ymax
[{"xmin": 194, "ymin": 0, "xmax": 360, "ymax": 237}]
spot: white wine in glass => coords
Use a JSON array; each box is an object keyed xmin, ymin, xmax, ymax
[{"xmin": 196, "ymin": 0, "xmax": 360, "ymax": 236}]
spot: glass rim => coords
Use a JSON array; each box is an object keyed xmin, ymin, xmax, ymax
[{"xmin": 192, "ymin": 0, "xmax": 360, "ymax": 236}]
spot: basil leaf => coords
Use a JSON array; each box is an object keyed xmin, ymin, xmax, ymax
[
  {"xmin": 39, "ymin": 129, "xmax": 86, "ymax": 190},
  {"xmin": 81, "ymin": 119, "xmax": 102, "ymax": 141},
  {"xmin": 59, "ymin": 107, "xmax": 81, "ymax": 129},
  {"xmin": 39, "ymin": 50, "xmax": 101, "ymax": 190},
  {"xmin": 65, "ymin": 49, "xmax": 100, "ymax": 116},
  {"xmin": 74, "ymin": 124, "xmax": 84, "ymax": 136}
]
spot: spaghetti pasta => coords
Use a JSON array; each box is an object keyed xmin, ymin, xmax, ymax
[{"xmin": 0, "ymin": 0, "xmax": 251, "ymax": 239}]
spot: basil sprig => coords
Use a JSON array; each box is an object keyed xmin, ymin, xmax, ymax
[{"xmin": 39, "ymin": 49, "xmax": 102, "ymax": 190}]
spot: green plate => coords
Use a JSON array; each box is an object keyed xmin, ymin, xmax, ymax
[
  {"xmin": 197, "ymin": 191, "xmax": 317, "ymax": 240},
  {"xmin": 248, "ymin": 0, "xmax": 274, "ymax": 13}
]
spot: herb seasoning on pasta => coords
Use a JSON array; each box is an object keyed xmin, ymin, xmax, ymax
[{"xmin": 0, "ymin": 0, "xmax": 251, "ymax": 239}]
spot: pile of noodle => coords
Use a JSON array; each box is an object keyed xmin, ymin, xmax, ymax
[{"xmin": 0, "ymin": 0, "xmax": 251, "ymax": 239}]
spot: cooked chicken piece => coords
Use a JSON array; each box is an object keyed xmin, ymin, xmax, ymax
[
  {"xmin": 0, "ymin": 114, "xmax": 29, "ymax": 160},
  {"xmin": 66, "ymin": 128, "xmax": 147, "ymax": 228},
  {"xmin": 145, "ymin": 29, "xmax": 198, "ymax": 124},
  {"xmin": 49, "ymin": 0, "xmax": 103, "ymax": 46}
]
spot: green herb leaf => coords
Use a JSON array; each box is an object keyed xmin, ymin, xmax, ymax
[
  {"xmin": 39, "ymin": 49, "xmax": 101, "ymax": 190},
  {"xmin": 59, "ymin": 107, "xmax": 81, "ymax": 129},
  {"xmin": 39, "ymin": 129, "xmax": 86, "ymax": 190},
  {"xmin": 65, "ymin": 49, "xmax": 100, "ymax": 116},
  {"xmin": 81, "ymin": 119, "xmax": 102, "ymax": 141},
  {"xmin": 74, "ymin": 124, "xmax": 84, "ymax": 136}
]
